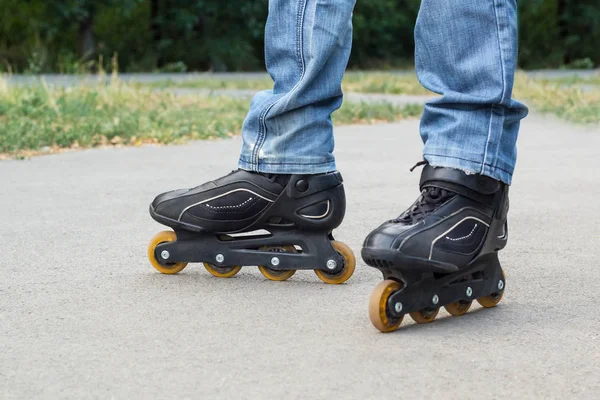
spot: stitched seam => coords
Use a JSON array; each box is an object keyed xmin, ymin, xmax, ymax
[
  {"xmin": 482, "ymin": 0, "xmax": 508, "ymax": 174},
  {"xmin": 205, "ymin": 197, "xmax": 254, "ymax": 210},
  {"xmin": 446, "ymin": 223, "xmax": 478, "ymax": 241},
  {"xmin": 481, "ymin": 107, "xmax": 494, "ymax": 174},
  {"xmin": 251, "ymin": 0, "xmax": 308, "ymax": 169}
]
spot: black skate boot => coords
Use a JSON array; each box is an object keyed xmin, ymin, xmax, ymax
[
  {"xmin": 362, "ymin": 163, "xmax": 509, "ymax": 332},
  {"xmin": 147, "ymin": 169, "xmax": 355, "ymax": 283}
]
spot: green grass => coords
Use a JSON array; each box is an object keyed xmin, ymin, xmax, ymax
[
  {"xmin": 0, "ymin": 77, "xmax": 422, "ymax": 158},
  {"xmin": 514, "ymin": 73, "xmax": 600, "ymax": 124},
  {"xmin": 538, "ymin": 75, "xmax": 600, "ymax": 86},
  {"xmin": 146, "ymin": 71, "xmax": 432, "ymax": 95},
  {"xmin": 145, "ymin": 71, "xmax": 600, "ymax": 124}
]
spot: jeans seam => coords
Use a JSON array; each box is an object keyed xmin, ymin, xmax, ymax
[
  {"xmin": 424, "ymin": 153, "xmax": 512, "ymax": 175},
  {"xmin": 250, "ymin": 0, "xmax": 308, "ymax": 169},
  {"xmin": 482, "ymin": 0, "xmax": 508, "ymax": 174}
]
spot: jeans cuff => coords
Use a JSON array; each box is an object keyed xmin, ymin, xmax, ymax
[
  {"xmin": 238, "ymin": 157, "xmax": 337, "ymax": 174},
  {"xmin": 423, "ymin": 154, "xmax": 513, "ymax": 184}
]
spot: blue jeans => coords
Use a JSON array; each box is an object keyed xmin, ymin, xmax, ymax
[{"xmin": 238, "ymin": 0, "xmax": 529, "ymax": 184}]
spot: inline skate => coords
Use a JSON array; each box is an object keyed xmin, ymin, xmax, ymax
[
  {"xmin": 363, "ymin": 163, "xmax": 508, "ymax": 332},
  {"xmin": 147, "ymin": 169, "xmax": 355, "ymax": 284}
]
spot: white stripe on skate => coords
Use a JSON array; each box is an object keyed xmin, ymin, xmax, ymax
[
  {"xmin": 300, "ymin": 200, "xmax": 330, "ymax": 219},
  {"xmin": 178, "ymin": 189, "xmax": 274, "ymax": 221},
  {"xmin": 429, "ymin": 217, "xmax": 490, "ymax": 260}
]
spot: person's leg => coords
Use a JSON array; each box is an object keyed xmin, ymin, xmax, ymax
[
  {"xmin": 364, "ymin": 0, "xmax": 528, "ymax": 331},
  {"xmin": 415, "ymin": 0, "xmax": 528, "ymax": 184},
  {"xmin": 238, "ymin": 0, "xmax": 356, "ymax": 174}
]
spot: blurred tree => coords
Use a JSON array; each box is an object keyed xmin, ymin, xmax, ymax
[{"xmin": 0, "ymin": 0, "xmax": 598, "ymax": 73}]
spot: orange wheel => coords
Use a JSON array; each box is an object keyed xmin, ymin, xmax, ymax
[
  {"xmin": 314, "ymin": 241, "xmax": 356, "ymax": 284},
  {"xmin": 477, "ymin": 268, "xmax": 506, "ymax": 308},
  {"xmin": 444, "ymin": 301, "xmax": 473, "ymax": 316},
  {"xmin": 410, "ymin": 308, "xmax": 440, "ymax": 324},
  {"xmin": 369, "ymin": 280, "xmax": 404, "ymax": 333},
  {"xmin": 203, "ymin": 263, "xmax": 242, "ymax": 278},
  {"xmin": 147, "ymin": 231, "xmax": 188, "ymax": 274},
  {"xmin": 258, "ymin": 245, "xmax": 297, "ymax": 281}
]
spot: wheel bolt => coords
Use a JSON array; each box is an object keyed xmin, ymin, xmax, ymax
[
  {"xmin": 326, "ymin": 259, "xmax": 337, "ymax": 270},
  {"xmin": 215, "ymin": 254, "xmax": 224, "ymax": 263},
  {"xmin": 394, "ymin": 302, "xmax": 403, "ymax": 313},
  {"xmin": 271, "ymin": 257, "xmax": 280, "ymax": 266},
  {"xmin": 466, "ymin": 287, "xmax": 473, "ymax": 297},
  {"xmin": 432, "ymin": 294, "xmax": 439, "ymax": 305},
  {"xmin": 160, "ymin": 250, "xmax": 170, "ymax": 260},
  {"xmin": 498, "ymin": 280, "xmax": 504, "ymax": 291}
]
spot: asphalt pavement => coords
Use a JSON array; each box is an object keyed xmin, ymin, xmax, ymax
[{"xmin": 2, "ymin": 113, "xmax": 599, "ymax": 399}]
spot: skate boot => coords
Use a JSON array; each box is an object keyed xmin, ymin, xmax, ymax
[
  {"xmin": 147, "ymin": 169, "xmax": 355, "ymax": 283},
  {"xmin": 362, "ymin": 163, "xmax": 509, "ymax": 332}
]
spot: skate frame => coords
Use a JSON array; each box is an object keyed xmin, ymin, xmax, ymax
[
  {"xmin": 154, "ymin": 228, "xmax": 345, "ymax": 272},
  {"xmin": 383, "ymin": 253, "xmax": 505, "ymax": 318}
]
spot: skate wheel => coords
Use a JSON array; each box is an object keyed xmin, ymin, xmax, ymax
[
  {"xmin": 314, "ymin": 241, "xmax": 356, "ymax": 284},
  {"xmin": 258, "ymin": 245, "xmax": 297, "ymax": 281},
  {"xmin": 203, "ymin": 263, "xmax": 242, "ymax": 278},
  {"xmin": 368, "ymin": 280, "xmax": 404, "ymax": 333},
  {"xmin": 477, "ymin": 268, "xmax": 506, "ymax": 308},
  {"xmin": 409, "ymin": 308, "xmax": 440, "ymax": 324},
  {"xmin": 147, "ymin": 231, "xmax": 188, "ymax": 274},
  {"xmin": 444, "ymin": 301, "xmax": 472, "ymax": 316}
]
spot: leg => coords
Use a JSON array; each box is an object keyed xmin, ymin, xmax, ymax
[
  {"xmin": 238, "ymin": 0, "xmax": 356, "ymax": 174},
  {"xmin": 364, "ymin": 0, "xmax": 525, "ymax": 331},
  {"xmin": 415, "ymin": 0, "xmax": 528, "ymax": 185}
]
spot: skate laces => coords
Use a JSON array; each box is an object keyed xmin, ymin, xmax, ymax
[{"xmin": 394, "ymin": 186, "xmax": 455, "ymax": 223}]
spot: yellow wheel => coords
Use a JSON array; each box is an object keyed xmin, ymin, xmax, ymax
[
  {"xmin": 477, "ymin": 268, "xmax": 506, "ymax": 308},
  {"xmin": 314, "ymin": 241, "xmax": 356, "ymax": 284},
  {"xmin": 147, "ymin": 231, "xmax": 188, "ymax": 274},
  {"xmin": 258, "ymin": 245, "xmax": 297, "ymax": 281},
  {"xmin": 410, "ymin": 308, "xmax": 440, "ymax": 324},
  {"xmin": 444, "ymin": 301, "xmax": 473, "ymax": 316},
  {"xmin": 369, "ymin": 280, "xmax": 404, "ymax": 333},
  {"xmin": 203, "ymin": 263, "xmax": 242, "ymax": 278}
]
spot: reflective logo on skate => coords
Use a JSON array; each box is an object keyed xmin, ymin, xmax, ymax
[
  {"xmin": 299, "ymin": 200, "xmax": 330, "ymax": 219},
  {"xmin": 429, "ymin": 217, "xmax": 489, "ymax": 260},
  {"xmin": 178, "ymin": 189, "xmax": 274, "ymax": 221}
]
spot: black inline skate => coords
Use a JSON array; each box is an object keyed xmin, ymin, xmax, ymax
[
  {"xmin": 147, "ymin": 169, "xmax": 355, "ymax": 283},
  {"xmin": 362, "ymin": 163, "xmax": 508, "ymax": 332}
]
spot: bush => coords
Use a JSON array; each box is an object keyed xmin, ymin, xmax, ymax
[{"xmin": 0, "ymin": 0, "xmax": 598, "ymax": 72}]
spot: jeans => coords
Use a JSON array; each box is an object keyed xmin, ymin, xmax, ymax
[{"xmin": 238, "ymin": 0, "xmax": 529, "ymax": 184}]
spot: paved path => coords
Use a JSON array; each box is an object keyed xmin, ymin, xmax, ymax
[{"xmin": 2, "ymin": 114, "xmax": 599, "ymax": 399}]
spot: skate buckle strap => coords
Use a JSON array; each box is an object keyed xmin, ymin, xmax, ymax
[{"xmin": 418, "ymin": 165, "xmax": 501, "ymax": 195}]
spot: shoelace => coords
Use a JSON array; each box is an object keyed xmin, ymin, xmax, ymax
[{"xmin": 394, "ymin": 186, "xmax": 455, "ymax": 223}]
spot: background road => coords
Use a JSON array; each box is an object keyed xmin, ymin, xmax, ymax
[{"xmin": 2, "ymin": 114, "xmax": 599, "ymax": 399}]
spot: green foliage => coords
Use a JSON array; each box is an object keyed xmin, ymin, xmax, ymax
[
  {"xmin": 0, "ymin": 77, "xmax": 422, "ymax": 157},
  {"xmin": 0, "ymin": 0, "xmax": 598, "ymax": 72},
  {"xmin": 518, "ymin": 0, "xmax": 600, "ymax": 69}
]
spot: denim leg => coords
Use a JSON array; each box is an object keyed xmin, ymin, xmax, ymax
[
  {"xmin": 238, "ymin": 0, "xmax": 355, "ymax": 174},
  {"xmin": 415, "ymin": 0, "xmax": 529, "ymax": 184}
]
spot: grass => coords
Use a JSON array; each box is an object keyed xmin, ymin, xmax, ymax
[
  {"xmin": 145, "ymin": 71, "xmax": 600, "ymax": 124},
  {"xmin": 147, "ymin": 71, "xmax": 433, "ymax": 95},
  {"xmin": 2, "ymin": 70, "xmax": 597, "ymax": 158},
  {"xmin": 514, "ymin": 73, "xmax": 600, "ymax": 124},
  {"xmin": 0, "ymin": 76, "xmax": 422, "ymax": 158},
  {"xmin": 538, "ymin": 75, "xmax": 600, "ymax": 86}
]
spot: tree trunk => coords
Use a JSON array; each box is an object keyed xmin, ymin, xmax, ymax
[
  {"xmin": 557, "ymin": 0, "xmax": 570, "ymax": 65},
  {"xmin": 78, "ymin": 15, "xmax": 96, "ymax": 61},
  {"xmin": 150, "ymin": 0, "xmax": 163, "ymax": 67}
]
